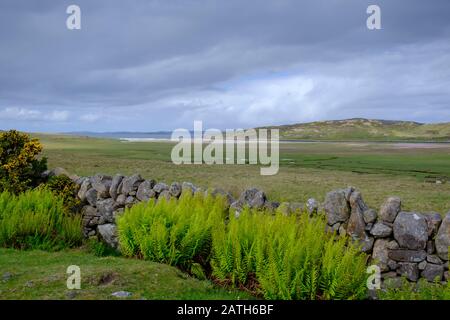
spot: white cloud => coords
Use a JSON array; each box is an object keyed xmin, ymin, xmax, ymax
[
  {"xmin": 79, "ymin": 113, "xmax": 102, "ymax": 123},
  {"xmin": 0, "ymin": 107, "xmax": 69, "ymax": 122}
]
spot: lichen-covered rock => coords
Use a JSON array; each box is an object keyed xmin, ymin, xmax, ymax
[
  {"xmin": 387, "ymin": 259, "xmax": 398, "ymax": 271},
  {"xmin": 97, "ymin": 224, "xmax": 118, "ymax": 249},
  {"xmin": 324, "ymin": 189, "xmax": 350, "ymax": 226},
  {"xmin": 96, "ymin": 198, "xmax": 117, "ymax": 223},
  {"xmin": 125, "ymin": 196, "xmax": 136, "ymax": 208},
  {"xmin": 153, "ymin": 182, "xmax": 169, "ymax": 194},
  {"xmin": 236, "ymin": 188, "xmax": 266, "ymax": 209},
  {"xmin": 136, "ymin": 180, "xmax": 156, "ymax": 201},
  {"xmin": 169, "ymin": 182, "xmax": 182, "ymax": 198},
  {"xmin": 109, "ymin": 174, "xmax": 124, "ymax": 199},
  {"xmin": 306, "ymin": 198, "xmax": 318, "ymax": 215},
  {"xmin": 115, "ymin": 194, "xmax": 126, "ymax": 206},
  {"xmin": 426, "ymin": 255, "xmax": 443, "ymax": 265},
  {"xmin": 380, "ymin": 197, "xmax": 401, "ymax": 223},
  {"xmin": 181, "ymin": 182, "xmax": 196, "ymax": 195},
  {"xmin": 91, "ymin": 174, "xmax": 112, "ymax": 198},
  {"xmin": 397, "ymin": 262, "xmax": 419, "ymax": 281},
  {"xmin": 85, "ymin": 188, "xmax": 98, "ymax": 207},
  {"xmin": 347, "ymin": 191, "xmax": 368, "ymax": 241},
  {"xmin": 418, "ymin": 260, "xmax": 427, "ymax": 271},
  {"xmin": 81, "ymin": 205, "xmax": 100, "ymax": 228},
  {"xmin": 363, "ymin": 209, "xmax": 377, "ymax": 224},
  {"xmin": 387, "ymin": 240, "xmax": 400, "ymax": 250},
  {"xmin": 77, "ymin": 179, "xmax": 92, "ymax": 203},
  {"xmin": 370, "ymin": 222, "xmax": 392, "ymax": 238},
  {"xmin": 393, "ymin": 212, "xmax": 428, "ymax": 250},
  {"xmin": 435, "ymin": 213, "xmax": 450, "ymax": 261},
  {"xmin": 421, "ymin": 263, "xmax": 444, "ymax": 282},
  {"xmin": 360, "ymin": 235, "xmax": 375, "ymax": 253},
  {"xmin": 388, "ymin": 249, "xmax": 426, "ymax": 263},
  {"xmin": 121, "ymin": 174, "xmax": 144, "ymax": 195},
  {"xmin": 372, "ymin": 239, "xmax": 390, "ymax": 271},
  {"xmin": 424, "ymin": 212, "xmax": 442, "ymax": 238}
]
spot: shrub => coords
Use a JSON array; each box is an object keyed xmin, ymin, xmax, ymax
[
  {"xmin": 211, "ymin": 208, "xmax": 369, "ymax": 300},
  {"xmin": 46, "ymin": 175, "xmax": 83, "ymax": 215},
  {"xmin": 0, "ymin": 130, "xmax": 47, "ymax": 194},
  {"xmin": 0, "ymin": 188, "xmax": 82, "ymax": 250},
  {"xmin": 117, "ymin": 192, "xmax": 227, "ymax": 268}
]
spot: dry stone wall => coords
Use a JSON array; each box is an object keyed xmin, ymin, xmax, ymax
[{"xmin": 50, "ymin": 167, "xmax": 450, "ymax": 286}]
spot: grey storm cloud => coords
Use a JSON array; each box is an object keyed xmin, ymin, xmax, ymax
[{"xmin": 0, "ymin": 0, "xmax": 449, "ymax": 132}]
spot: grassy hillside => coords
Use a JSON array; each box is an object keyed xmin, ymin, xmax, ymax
[
  {"xmin": 0, "ymin": 248, "xmax": 250, "ymax": 300},
  {"xmin": 262, "ymin": 118, "xmax": 450, "ymax": 141}
]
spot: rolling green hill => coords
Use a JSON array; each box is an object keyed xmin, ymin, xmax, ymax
[{"xmin": 262, "ymin": 118, "xmax": 450, "ymax": 141}]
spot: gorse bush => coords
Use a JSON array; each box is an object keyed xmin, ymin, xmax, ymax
[
  {"xmin": 211, "ymin": 208, "xmax": 369, "ymax": 300},
  {"xmin": 0, "ymin": 130, "xmax": 47, "ymax": 194},
  {"xmin": 117, "ymin": 192, "xmax": 227, "ymax": 268},
  {"xmin": 0, "ymin": 189, "xmax": 82, "ymax": 250},
  {"xmin": 46, "ymin": 175, "xmax": 83, "ymax": 215}
]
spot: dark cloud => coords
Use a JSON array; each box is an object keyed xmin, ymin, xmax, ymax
[{"xmin": 0, "ymin": 0, "xmax": 449, "ymax": 131}]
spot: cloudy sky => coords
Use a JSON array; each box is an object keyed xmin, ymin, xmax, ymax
[{"xmin": 0, "ymin": 0, "xmax": 449, "ymax": 132}]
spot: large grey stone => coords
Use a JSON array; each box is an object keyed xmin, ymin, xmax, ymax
[
  {"xmin": 116, "ymin": 194, "xmax": 126, "ymax": 206},
  {"xmin": 81, "ymin": 205, "xmax": 100, "ymax": 228},
  {"xmin": 397, "ymin": 262, "xmax": 419, "ymax": 282},
  {"xmin": 393, "ymin": 212, "xmax": 428, "ymax": 250},
  {"xmin": 96, "ymin": 198, "xmax": 117, "ymax": 222},
  {"xmin": 77, "ymin": 179, "xmax": 92, "ymax": 203},
  {"xmin": 388, "ymin": 250, "xmax": 426, "ymax": 263},
  {"xmin": 169, "ymin": 182, "xmax": 182, "ymax": 198},
  {"xmin": 306, "ymin": 198, "xmax": 319, "ymax": 215},
  {"xmin": 181, "ymin": 182, "xmax": 197, "ymax": 195},
  {"xmin": 360, "ymin": 235, "xmax": 375, "ymax": 253},
  {"xmin": 421, "ymin": 264, "xmax": 444, "ymax": 282},
  {"xmin": 425, "ymin": 212, "xmax": 442, "ymax": 237},
  {"xmin": 346, "ymin": 191, "xmax": 368, "ymax": 241},
  {"xmin": 91, "ymin": 174, "xmax": 113, "ymax": 198},
  {"xmin": 136, "ymin": 180, "xmax": 156, "ymax": 201},
  {"xmin": 435, "ymin": 213, "xmax": 450, "ymax": 261},
  {"xmin": 153, "ymin": 182, "xmax": 169, "ymax": 194},
  {"xmin": 85, "ymin": 188, "xmax": 98, "ymax": 207},
  {"xmin": 372, "ymin": 239, "xmax": 390, "ymax": 272},
  {"xmin": 109, "ymin": 174, "xmax": 124, "ymax": 199},
  {"xmin": 380, "ymin": 197, "xmax": 401, "ymax": 223},
  {"xmin": 324, "ymin": 190, "xmax": 350, "ymax": 226},
  {"xmin": 121, "ymin": 174, "xmax": 144, "ymax": 195},
  {"xmin": 236, "ymin": 188, "xmax": 266, "ymax": 209},
  {"xmin": 426, "ymin": 255, "xmax": 443, "ymax": 265},
  {"xmin": 370, "ymin": 222, "xmax": 393, "ymax": 238},
  {"xmin": 363, "ymin": 209, "xmax": 377, "ymax": 224},
  {"xmin": 98, "ymin": 224, "xmax": 118, "ymax": 249}
]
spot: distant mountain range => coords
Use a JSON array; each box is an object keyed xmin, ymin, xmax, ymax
[{"xmin": 260, "ymin": 118, "xmax": 450, "ymax": 141}]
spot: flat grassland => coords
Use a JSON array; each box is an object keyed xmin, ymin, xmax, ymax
[
  {"xmin": 0, "ymin": 248, "xmax": 249, "ymax": 300},
  {"xmin": 36, "ymin": 134, "xmax": 450, "ymax": 214}
]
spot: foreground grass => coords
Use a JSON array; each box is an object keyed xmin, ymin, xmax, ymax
[
  {"xmin": 36, "ymin": 134, "xmax": 450, "ymax": 213},
  {"xmin": 0, "ymin": 248, "xmax": 250, "ymax": 300}
]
